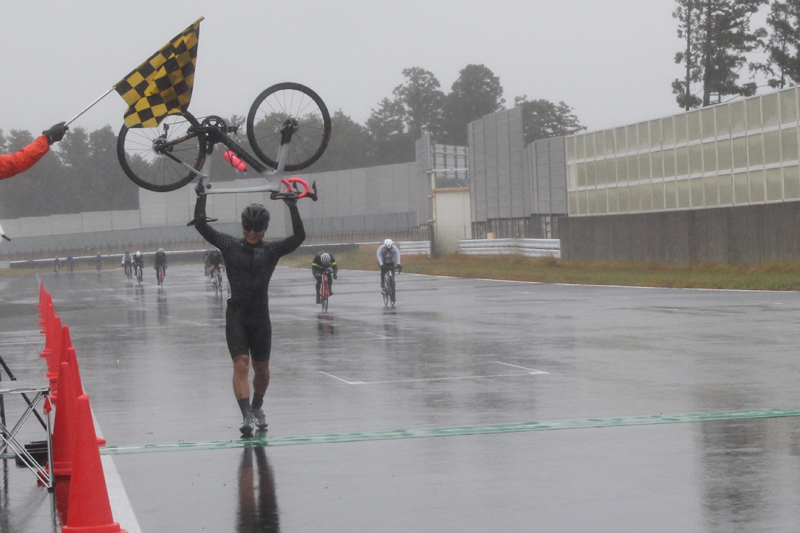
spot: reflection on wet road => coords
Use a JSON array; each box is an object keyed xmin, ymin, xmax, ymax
[{"xmin": 2, "ymin": 266, "xmax": 800, "ymax": 531}]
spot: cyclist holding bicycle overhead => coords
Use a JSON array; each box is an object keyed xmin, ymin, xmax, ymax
[
  {"xmin": 192, "ymin": 183, "xmax": 305, "ymax": 437},
  {"xmin": 377, "ymin": 239, "xmax": 401, "ymax": 292},
  {"xmin": 312, "ymin": 252, "xmax": 338, "ymax": 304}
]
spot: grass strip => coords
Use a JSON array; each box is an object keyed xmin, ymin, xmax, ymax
[{"xmin": 283, "ymin": 247, "xmax": 800, "ymax": 291}]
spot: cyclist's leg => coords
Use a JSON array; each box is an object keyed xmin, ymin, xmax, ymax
[
  {"xmin": 249, "ymin": 312, "xmax": 271, "ymax": 430},
  {"xmin": 248, "ymin": 314, "xmax": 272, "ymax": 397},
  {"xmin": 315, "ymin": 277, "xmax": 322, "ymax": 303}
]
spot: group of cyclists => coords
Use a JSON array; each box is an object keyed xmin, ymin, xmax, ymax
[
  {"xmin": 120, "ymin": 249, "xmax": 168, "ymax": 283},
  {"xmin": 311, "ymin": 238, "xmax": 402, "ymax": 304}
]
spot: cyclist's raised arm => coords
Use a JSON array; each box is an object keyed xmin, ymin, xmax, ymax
[
  {"xmin": 273, "ymin": 199, "xmax": 305, "ymax": 257},
  {"xmin": 192, "ymin": 188, "xmax": 235, "ymax": 250}
]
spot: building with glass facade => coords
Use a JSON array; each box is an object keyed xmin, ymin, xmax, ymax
[{"xmin": 566, "ymin": 87, "xmax": 800, "ymax": 217}]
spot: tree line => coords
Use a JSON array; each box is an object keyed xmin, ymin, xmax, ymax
[
  {"xmin": 0, "ymin": 63, "xmax": 586, "ymax": 217},
  {"xmin": 311, "ymin": 64, "xmax": 586, "ymax": 172},
  {"xmin": 0, "ymin": 126, "xmax": 140, "ymax": 219},
  {"xmin": 673, "ymin": 0, "xmax": 800, "ymax": 108}
]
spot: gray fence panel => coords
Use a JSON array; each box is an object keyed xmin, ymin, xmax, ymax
[
  {"xmin": 111, "ymin": 210, "xmax": 141, "ymax": 230},
  {"xmin": 52, "ymin": 214, "xmax": 83, "ymax": 235},
  {"xmin": 82, "ymin": 211, "xmax": 113, "ymax": 233}
]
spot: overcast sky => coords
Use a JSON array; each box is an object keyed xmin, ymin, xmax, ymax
[{"xmin": 0, "ymin": 1, "xmax": 772, "ymax": 139}]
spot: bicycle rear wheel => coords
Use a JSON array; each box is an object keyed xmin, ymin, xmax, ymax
[
  {"xmin": 117, "ymin": 112, "xmax": 206, "ymax": 192},
  {"xmin": 246, "ymin": 83, "xmax": 331, "ymax": 171}
]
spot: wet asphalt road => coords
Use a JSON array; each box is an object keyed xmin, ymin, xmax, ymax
[{"xmin": 2, "ymin": 264, "xmax": 800, "ymax": 531}]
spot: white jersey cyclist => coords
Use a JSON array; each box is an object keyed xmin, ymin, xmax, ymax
[{"xmin": 377, "ymin": 239, "xmax": 401, "ymax": 290}]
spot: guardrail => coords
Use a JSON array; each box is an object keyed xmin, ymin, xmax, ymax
[
  {"xmin": 459, "ymin": 238, "xmax": 560, "ymax": 258},
  {"xmin": 356, "ymin": 241, "xmax": 431, "ymax": 256}
]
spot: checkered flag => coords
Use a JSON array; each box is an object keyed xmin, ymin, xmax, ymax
[{"xmin": 114, "ymin": 18, "xmax": 203, "ymax": 128}]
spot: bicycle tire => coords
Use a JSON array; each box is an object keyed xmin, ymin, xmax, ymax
[
  {"xmin": 321, "ymin": 275, "xmax": 330, "ymax": 311},
  {"xmin": 382, "ymin": 273, "xmax": 391, "ymax": 307},
  {"xmin": 246, "ymin": 83, "xmax": 331, "ymax": 171},
  {"xmin": 117, "ymin": 112, "xmax": 206, "ymax": 192}
]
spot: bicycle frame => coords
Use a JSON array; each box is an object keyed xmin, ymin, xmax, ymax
[
  {"xmin": 159, "ymin": 120, "xmax": 315, "ymax": 200},
  {"xmin": 321, "ymin": 269, "xmax": 332, "ymax": 298}
]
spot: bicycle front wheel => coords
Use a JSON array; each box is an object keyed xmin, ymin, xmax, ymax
[
  {"xmin": 247, "ymin": 83, "xmax": 331, "ymax": 171},
  {"xmin": 117, "ymin": 112, "xmax": 206, "ymax": 192}
]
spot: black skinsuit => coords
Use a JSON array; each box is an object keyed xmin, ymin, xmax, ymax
[{"xmin": 193, "ymin": 194, "xmax": 305, "ymax": 360}]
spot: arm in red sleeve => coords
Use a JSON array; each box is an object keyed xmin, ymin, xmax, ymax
[{"xmin": 0, "ymin": 136, "xmax": 50, "ymax": 180}]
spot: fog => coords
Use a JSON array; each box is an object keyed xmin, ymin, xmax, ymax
[{"xmin": 1, "ymin": 0, "xmax": 684, "ymax": 136}]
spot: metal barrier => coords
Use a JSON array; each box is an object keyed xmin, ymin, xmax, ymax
[
  {"xmin": 357, "ymin": 241, "xmax": 431, "ymax": 256},
  {"xmin": 458, "ymin": 238, "xmax": 561, "ymax": 258}
]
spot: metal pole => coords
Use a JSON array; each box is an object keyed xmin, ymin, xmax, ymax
[
  {"xmin": 65, "ymin": 87, "xmax": 116, "ymax": 126},
  {"xmin": 0, "ymin": 356, "xmax": 46, "ymax": 430}
]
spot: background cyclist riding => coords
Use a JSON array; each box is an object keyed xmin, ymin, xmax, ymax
[
  {"xmin": 121, "ymin": 251, "xmax": 133, "ymax": 275},
  {"xmin": 208, "ymin": 247, "xmax": 223, "ymax": 276},
  {"xmin": 133, "ymin": 251, "xmax": 144, "ymax": 278},
  {"xmin": 154, "ymin": 248, "xmax": 168, "ymax": 280},
  {"xmin": 312, "ymin": 252, "xmax": 338, "ymax": 304},
  {"xmin": 377, "ymin": 239, "xmax": 401, "ymax": 292}
]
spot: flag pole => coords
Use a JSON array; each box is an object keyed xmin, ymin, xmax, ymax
[{"xmin": 65, "ymin": 87, "xmax": 116, "ymax": 126}]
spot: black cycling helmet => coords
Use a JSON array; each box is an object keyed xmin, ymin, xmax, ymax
[{"xmin": 241, "ymin": 204, "xmax": 270, "ymax": 231}]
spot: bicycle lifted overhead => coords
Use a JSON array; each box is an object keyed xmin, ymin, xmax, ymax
[{"xmin": 116, "ymin": 82, "xmax": 331, "ymax": 199}]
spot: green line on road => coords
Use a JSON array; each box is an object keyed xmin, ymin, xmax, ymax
[{"xmin": 95, "ymin": 407, "xmax": 800, "ymax": 456}]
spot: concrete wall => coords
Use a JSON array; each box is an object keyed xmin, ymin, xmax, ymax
[
  {"xmin": 433, "ymin": 188, "xmax": 471, "ymax": 255},
  {"xmin": 560, "ymin": 201, "xmax": 800, "ymax": 264},
  {"xmin": 0, "ymin": 151, "xmax": 433, "ymax": 257}
]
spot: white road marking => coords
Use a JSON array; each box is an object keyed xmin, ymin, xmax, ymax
[
  {"xmin": 93, "ymin": 411, "xmax": 142, "ymax": 533},
  {"xmin": 319, "ymin": 370, "xmax": 545, "ymax": 385},
  {"xmin": 494, "ymin": 361, "xmax": 549, "ymax": 375}
]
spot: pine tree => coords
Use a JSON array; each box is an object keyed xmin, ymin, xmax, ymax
[
  {"xmin": 672, "ymin": 0, "xmax": 766, "ymax": 109},
  {"xmin": 757, "ymin": 0, "xmax": 800, "ymax": 88}
]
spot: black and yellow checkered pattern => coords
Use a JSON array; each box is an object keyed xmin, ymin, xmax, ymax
[{"xmin": 115, "ymin": 18, "xmax": 203, "ymax": 128}]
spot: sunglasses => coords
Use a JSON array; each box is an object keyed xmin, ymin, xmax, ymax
[{"xmin": 243, "ymin": 224, "xmax": 266, "ymax": 233}]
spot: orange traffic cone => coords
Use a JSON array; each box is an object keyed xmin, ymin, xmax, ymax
[
  {"xmin": 47, "ymin": 317, "xmax": 64, "ymax": 401},
  {"xmin": 37, "ymin": 283, "xmax": 45, "ymax": 312},
  {"xmin": 63, "ymin": 345, "xmax": 106, "ymax": 447},
  {"xmin": 62, "ymin": 395, "xmax": 128, "ymax": 533},
  {"xmin": 51, "ymin": 362, "xmax": 77, "ymax": 478},
  {"xmin": 40, "ymin": 302, "xmax": 54, "ymax": 350},
  {"xmin": 40, "ymin": 293, "xmax": 53, "ymax": 333},
  {"xmin": 63, "ymin": 346, "xmax": 81, "ymax": 396}
]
